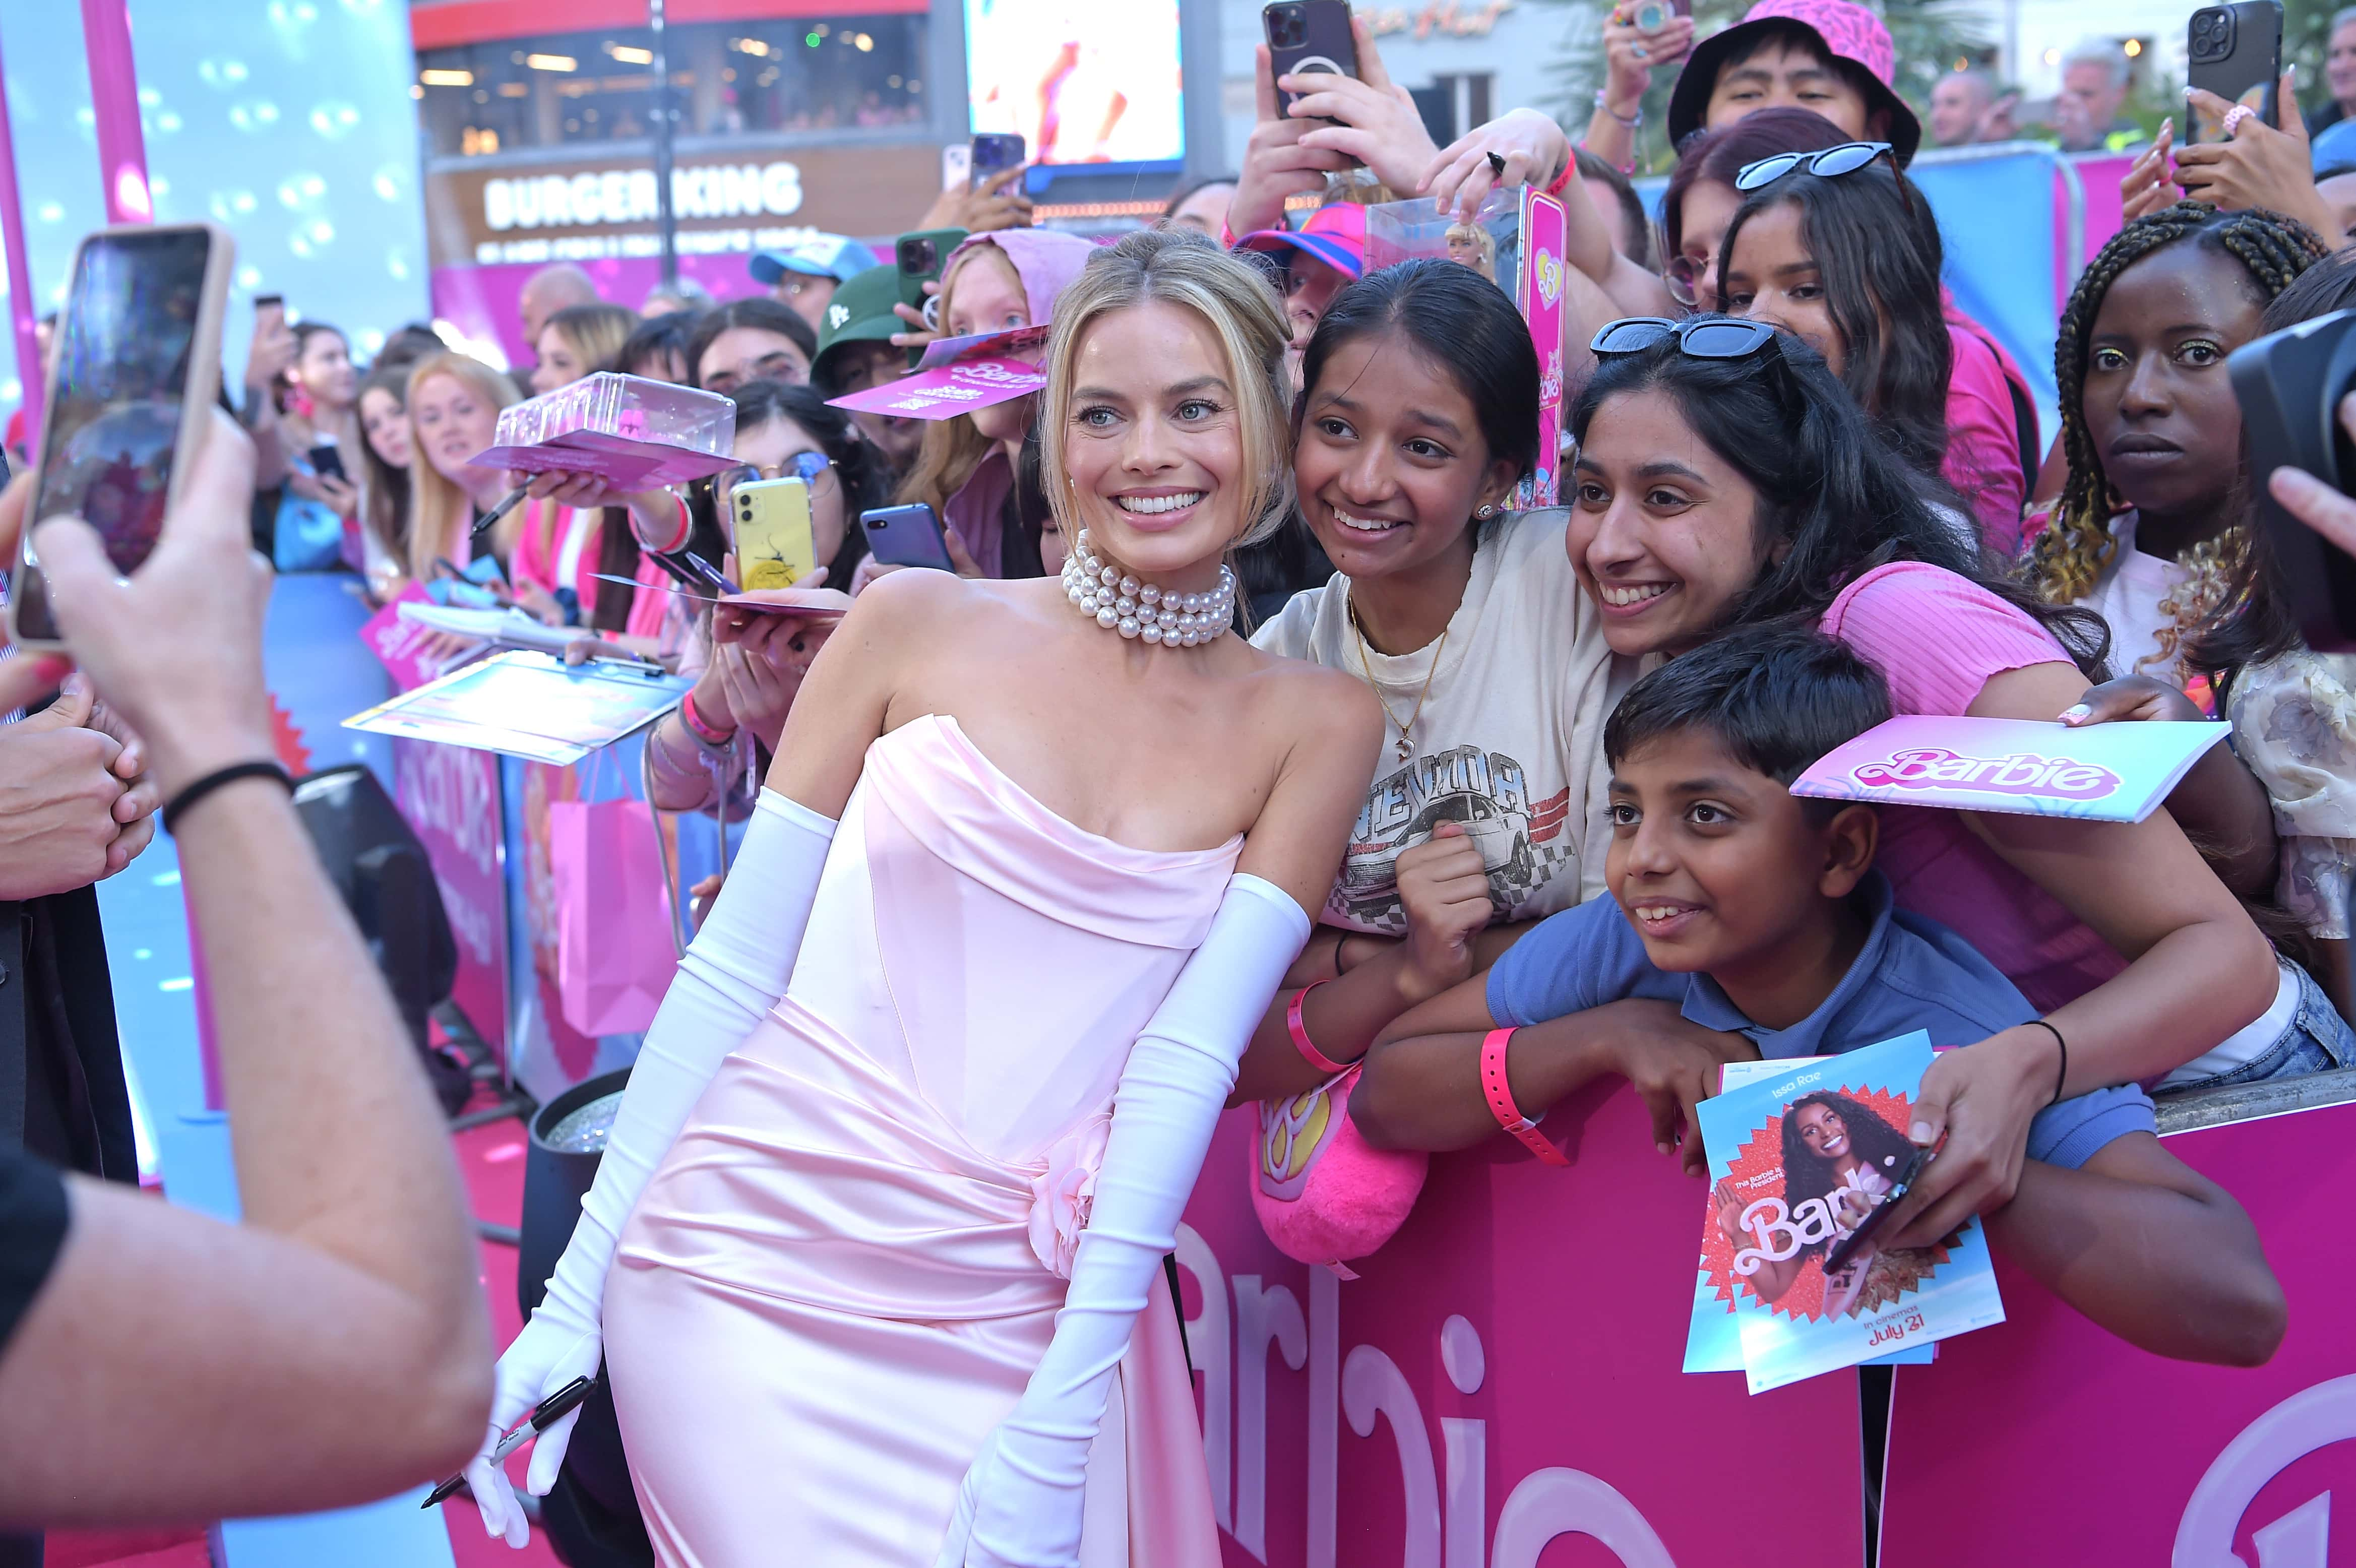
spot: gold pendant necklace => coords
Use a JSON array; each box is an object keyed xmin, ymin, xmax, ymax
[{"xmin": 1348, "ymin": 601, "xmax": 1447, "ymax": 763}]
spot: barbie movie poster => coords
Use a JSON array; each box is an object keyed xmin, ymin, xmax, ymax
[{"xmin": 1689, "ymin": 1033, "xmax": 2005, "ymax": 1394}]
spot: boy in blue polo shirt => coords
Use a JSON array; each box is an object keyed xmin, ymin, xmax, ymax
[{"xmin": 1354, "ymin": 625, "xmax": 2284, "ymax": 1365}]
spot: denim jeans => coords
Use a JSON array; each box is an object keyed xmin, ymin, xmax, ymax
[{"xmin": 2156, "ymin": 958, "xmax": 2356, "ymax": 1097}]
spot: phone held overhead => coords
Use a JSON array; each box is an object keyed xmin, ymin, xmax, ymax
[
  {"xmin": 2188, "ymin": 1, "xmax": 2283, "ymax": 142},
  {"xmin": 9, "ymin": 222, "xmax": 234, "ymax": 651},
  {"xmin": 1263, "ymin": 0, "xmax": 1359, "ymax": 120}
]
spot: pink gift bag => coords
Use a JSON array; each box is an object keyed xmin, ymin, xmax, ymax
[{"xmin": 548, "ymin": 752, "xmax": 677, "ymax": 1037}]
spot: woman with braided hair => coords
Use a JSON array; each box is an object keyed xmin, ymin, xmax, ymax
[
  {"xmin": 2031, "ymin": 202, "xmax": 2325, "ymax": 699},
  {"xmin": 2031, "ymin": 201, "xmax": 2356, "ymax": 1093}
]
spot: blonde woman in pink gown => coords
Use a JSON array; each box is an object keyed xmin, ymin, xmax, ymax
[{"xmin": 464, "ymin": 229, "xmax": 1382, "ymax": 1566}]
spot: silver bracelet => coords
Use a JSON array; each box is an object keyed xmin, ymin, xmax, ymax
[{"xmin": 1593, "ymin": 88, "xmax": 1643, "ymax": 129}]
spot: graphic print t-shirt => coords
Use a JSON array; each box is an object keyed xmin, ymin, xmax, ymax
[{"xmin": 1252, "ymin": 510, "xmax": 1631, "ymax": 933}]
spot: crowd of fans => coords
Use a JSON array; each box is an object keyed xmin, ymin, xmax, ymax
[{"xmin": 11, "ymin": 0, "xmax": 2356, "ymax": 1552}]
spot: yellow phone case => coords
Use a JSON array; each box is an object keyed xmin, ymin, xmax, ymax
[{"xmin": 733, "ymin": 476, "xmax": 817, "ymax": 590}]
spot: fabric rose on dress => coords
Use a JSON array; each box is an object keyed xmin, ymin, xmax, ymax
[{"xmin": 1027, "ymin": 1110, "xmax": 1111, "ymax": 1280}]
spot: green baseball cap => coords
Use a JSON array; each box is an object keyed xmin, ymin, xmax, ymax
[{"xmin": 813, "ymin": 265, "xmax": 904, "ymax": 372}]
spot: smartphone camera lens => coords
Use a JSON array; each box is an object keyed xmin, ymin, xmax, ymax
[
  {"xmin": 897, "ymin": 237, "xmax": 937, "ymax": 275},
  {"xmin": 1269, "ymin": 5, "xmax": 1306, "ymax": 48}
]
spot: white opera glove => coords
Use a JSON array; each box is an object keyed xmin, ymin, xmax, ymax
[
  {"xmin": 936, "ymin": 874, "xmax": 1310, "ymax": 1568},
  {"xmin": 466, "ymin": 788, "xmax": 837, "ymax": 1548}
]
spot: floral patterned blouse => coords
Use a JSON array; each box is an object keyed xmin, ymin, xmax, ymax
[{"xmin": 2230, "ymin": 650, "xmax": 2356, "ymax": 938}]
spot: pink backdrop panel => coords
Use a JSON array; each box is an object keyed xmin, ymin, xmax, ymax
[
  {"xmin": 1880, "ymin": 1097, "xmax": 2356, "ymax": 1565},
  {"xmin": 2057, "ymin": 154, "xmax": 2135, "ymax": 310},
  {"xmin": 1179, "ymin": 1076, "xmax": 1865, "ymax": 1568}
]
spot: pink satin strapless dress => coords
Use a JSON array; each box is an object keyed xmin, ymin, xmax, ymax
[{"xmin": 603, "ymin": 714, "xmax": 1234, "ymax": 1567}]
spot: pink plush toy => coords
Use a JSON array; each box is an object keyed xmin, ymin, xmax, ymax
[{"xmin": 1251, "ymin": 1065, "xmax": 1428, "ymax": 1275}]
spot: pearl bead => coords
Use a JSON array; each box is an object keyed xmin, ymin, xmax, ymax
[
  {"xmin": 1119, "ymin": 575, "xmax": 1139, "ymax": 596},
  {"xmin": 1115, "ymin": 596, "xmax": 1136, "ymax": 617},
  {"xmin": 1096, "ymin": 606, "xmax": 1118, "ymax": 629},
  {"xmin": 1100, "ymin": 565, "xmax": 1120, "ymax": 587},
  {"xmin": 1118, "ymin": 616, "xmax": 1140, "ymax": 638},
  {"xmin": 1141, "ymin": 623, "xmax": 1163, "ymax": 644},
  {"xmin": 1139, "ymin": 584, "xmax": 1160, "ymax": 605}
]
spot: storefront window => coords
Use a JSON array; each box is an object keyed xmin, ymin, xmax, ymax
[{"xmin": 415, "ymin": 16, "xmax": 928, "ymax": 158}]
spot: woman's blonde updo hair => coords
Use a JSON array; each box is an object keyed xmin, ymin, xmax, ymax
[{"xmin": 1039, "ymin": 228, "xmax": 1294, "ymax": 552}]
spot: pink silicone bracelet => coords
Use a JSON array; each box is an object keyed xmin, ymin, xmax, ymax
[
  {"xmin": 1287, "ymin": 980, "xmax": 1354, "ymax": 1076},
  {"xmin": 1481, "ymin": 1028, "xmax": 1570, "ymax": 1166}
]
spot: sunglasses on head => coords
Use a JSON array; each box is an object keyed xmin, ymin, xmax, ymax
[
  {"xmin": 1589, "ymin": 316, "xmax": 1784, "ymax": 362},
  {"xmin": 1734, "ymin": 141, "xmax": 1914, "ymax": 217}
]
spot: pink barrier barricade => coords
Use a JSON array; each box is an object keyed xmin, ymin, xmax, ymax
[
  {"xmin": 1178, "ymin": 1077, "xmax": 1865, "ymax": 1567},
  {"xmin": 1186, "ymin": 1074, "xmax": 2356, "ymax": 1566},
  {"xmin": 1882, "ymin": 1093, "xmax": 2356, "ymax": 1565}
]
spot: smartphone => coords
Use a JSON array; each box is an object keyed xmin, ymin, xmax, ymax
[
  {"xmin": 1821, "ymin": 1146, "xmax": 1930, "ymax": 1276},
  {"xmin": 860, "ymin": 504, "xmax": 956, "ymax": 573},
  {"xmin": 253, "ymin": 292, "xmax": 285, "ymax": 320},
  {"xmin": 896, "ymin": 227, "xmax": 967, "ymax": 367},
  {"xmin": 2189, "ymin": 1, "xmax": 2282, "ymax": 142},
  {"xmin": 2230, "ymin": 308, "xmax": 2356, "ymax": 651},
  {"xmin": 733, "ymin": 476, "xmax": 817, "ymax": 590},
  {"xmin": 8, "ymin": 223, "xmax": 234, "ymax": 651},
  {"xmin": 1629, "ymin": 0, "xmax": 1690, "ymax": 30},
  {"xmin": 1264, "ymin": 0, "xmax": 1358, "ymax": 120},
  {"xmin": 970, "ymin": 133, "xmax": 1026, "ymax": 192},
  {"xmin": 307, "ymin": 440, "xmax": 347, "ymax": 484}
]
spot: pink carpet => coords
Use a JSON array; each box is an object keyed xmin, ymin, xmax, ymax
[{"xmin": 442, "ymin": 1112, "xmax": 566, "ymax": 1568}]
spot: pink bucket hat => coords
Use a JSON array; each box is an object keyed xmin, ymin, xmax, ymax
[{"xmin": 1666, "ymin": 0, "xmax": 1920, "ymax": 165}]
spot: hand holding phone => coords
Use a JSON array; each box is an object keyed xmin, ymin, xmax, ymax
[
  {"xmin": 859, "ymin": 504, "xmax": 957, "ymax": 573},
  {"xmin": 969, "ymin": 133, "xmax": 1026, "ymax": 192},
  {"xmin": 10, "ymin": 223, "xmax": 234, "ymax": 651},
  {"xmin": 734, "ymin": 476, "xmax": 817, "ymax": 590},
  {"xmin": 1264, "ymin": 0, "xmax": 1359, "ymax": 121},
  {"xmin": 2186, "ymin": 2, "xmax": 2282, "ymax": 142}
]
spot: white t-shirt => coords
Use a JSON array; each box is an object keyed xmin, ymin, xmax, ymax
[
  {"xmin": 1251, "ymin": 510, "xmax": 1632, "ymax": 934},
  {"xmin": 2075, "ymin": 512, "xmax": 2189, "ymax": 680}
]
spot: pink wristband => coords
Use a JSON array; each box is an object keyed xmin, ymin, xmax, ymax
[
  {"xmin": 1286, "ymin": 980, "xmax": 1354, "ymax": 1076},
  {"xmin": 635, "ymin": 492, "xmax": 693, "ymax": 555},
  {"xmin": 678, "ymin": 689, "xmax": 736, "ymax": 747},
  {"xmin": 1481, "ymin": 1028, "xmax": 1569, "ymax": 1166}
]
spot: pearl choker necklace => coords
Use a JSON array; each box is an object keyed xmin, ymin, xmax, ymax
[{"xmin": 1060, "ymin": 529, "xmax": 1237, "ymax": 648}]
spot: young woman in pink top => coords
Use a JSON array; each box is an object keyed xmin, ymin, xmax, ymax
[
  {"xmin": 1714, "ymin": 141, "xmax": 2037, "ymax": 553},
  {"xmin": 1559, "ymin": 315, "xmax": 2305, "ymax": 1255}
]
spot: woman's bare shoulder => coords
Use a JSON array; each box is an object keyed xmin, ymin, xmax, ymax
[{"xmin": 1234, "ymin": 638, "xmax": 1384, "ymax": 745}]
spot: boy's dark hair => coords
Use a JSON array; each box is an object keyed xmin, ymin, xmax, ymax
[{"xmin": 1603, "ymin": 624, "xmax": 1891, "ymax": 801}]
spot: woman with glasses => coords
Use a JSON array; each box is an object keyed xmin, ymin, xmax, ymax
[
  {"xmin": 1715, "ymin": 139, "xmax": 2041, "ymax": 554},
  {"xmin": 601, "ymin": 382, "xmax": 887, "ymax": 815},
  {"xmin": 1549, "ymin": 313, "xmax": 2288, "ymax": 1249}
]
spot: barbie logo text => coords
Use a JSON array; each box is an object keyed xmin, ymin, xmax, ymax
[{"xmin": 1850, "ymin": 747, "xmax": 2121, "ymax": 801}]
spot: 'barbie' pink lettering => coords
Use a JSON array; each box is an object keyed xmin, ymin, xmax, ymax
[{"xmin": 1849, "ymin": 747, "xmax": 2121, "ymax": 801}]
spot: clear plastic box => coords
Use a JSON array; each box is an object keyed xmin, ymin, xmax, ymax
[
  {"xmin": 1362, "ymin": 190, "xmax": 1526, "ymax": 308},
  {"xmin": 472, "ymin": 372, "xmax": 738, "ymax": 489}
]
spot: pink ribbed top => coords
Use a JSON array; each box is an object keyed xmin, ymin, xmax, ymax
[{"xmin": 1821, "ymin": 561, "xmax": 2126, "ymax": 1013}]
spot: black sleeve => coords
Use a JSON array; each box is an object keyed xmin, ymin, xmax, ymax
[{"xmin": 0, "ymin": 1148, "xmax": 69, "ymax": 1359}]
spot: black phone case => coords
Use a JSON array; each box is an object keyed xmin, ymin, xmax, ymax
[
  {"xmin": 2188, "ymin": 1, "xmax": 2282, "ymax": 141},
  {"xmin": 2230, "ymin": 309, "xmax": 2356, "ymax": 652},
  {"xmin": 1265, "ymin": 0, "xmax": 1358, "ymax": 119}
]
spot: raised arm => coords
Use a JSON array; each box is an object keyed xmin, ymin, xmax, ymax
[
  {"xmin": 0, "ymin": 414, "xmax": 492, "ymax": 1524},
  {"xmin": 1890, "ymin": 659, "xmax": 2279, "ymax": 1248}
]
